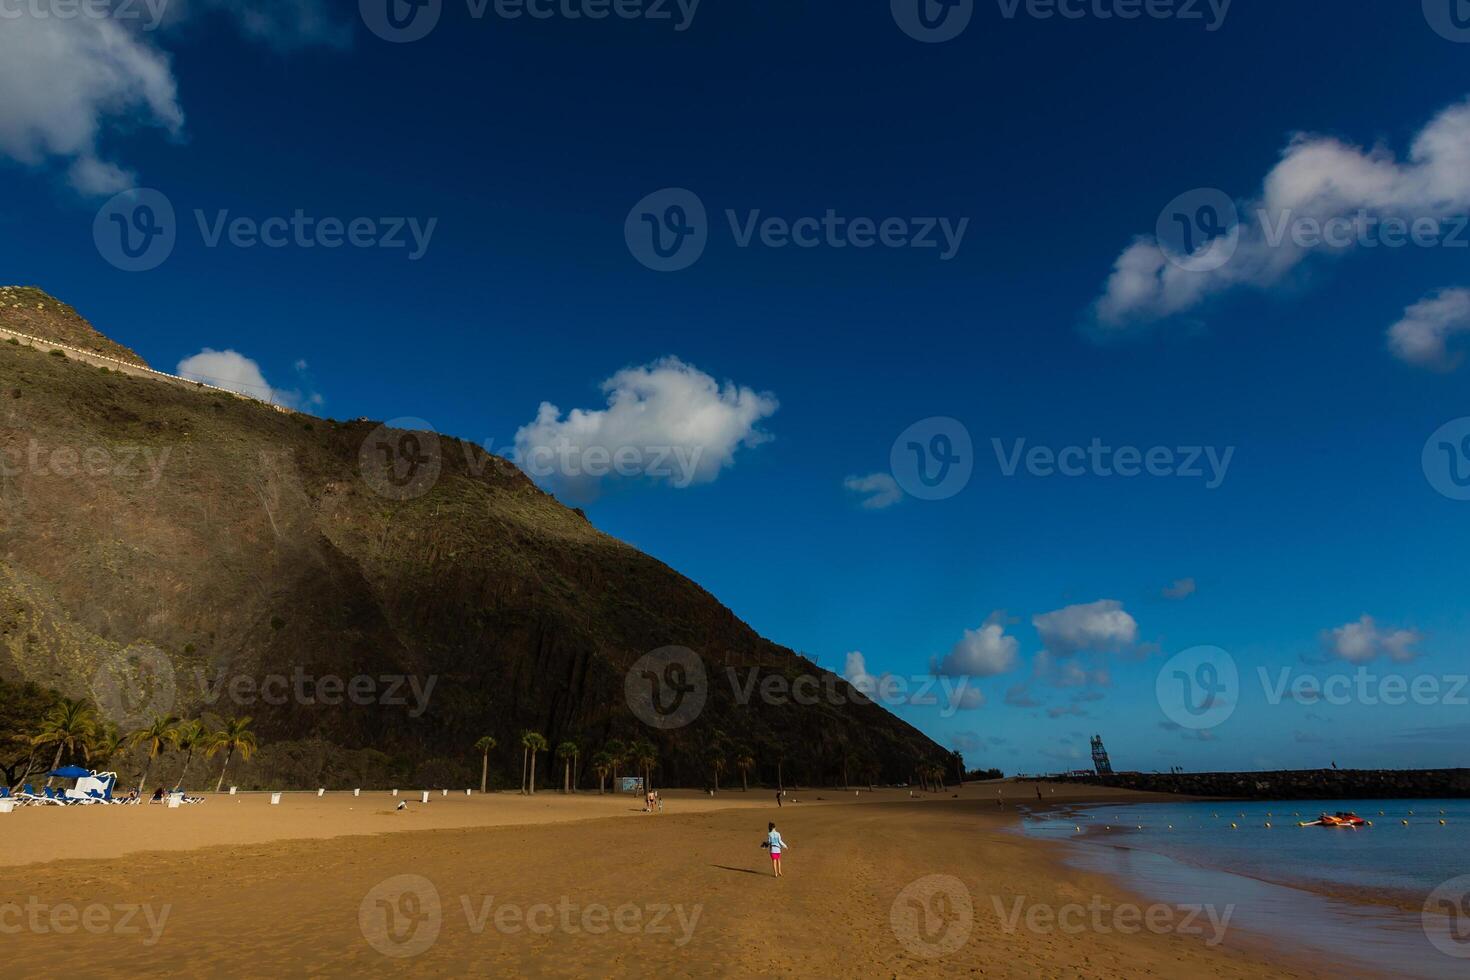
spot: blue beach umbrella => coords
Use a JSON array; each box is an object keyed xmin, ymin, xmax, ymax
[{"xmin": 49, "ymin": 765, "xmax": 92, "ymax": 779}]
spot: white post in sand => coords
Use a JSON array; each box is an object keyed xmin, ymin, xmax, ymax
[
  {"xmin": 392, "ymin": 789, "xmax": 398, "ymax": 797},
  {"xmin": 421, "ymin": 791, "xmax": 430, "ymax": 804},
  {"xmin": 317, "ymin": 788, "xmax": 325, "ymax": 797},
  {"xmin": 229, "ymin": 786, "xmax": 237, "ymax": 795},
  {"xmin": 442, "ymin": 788, "xmax": 448, "ymax": 797},
  {"xmin": 354, "ymin": 788, "xmax": 361, "ymax": 797},
  {"xmin": 270, "ymin": 793, "xmax": 282, "ymax": 805},
  {"xmin": 465, "ymin": 789, "xmax": 471, "ymax": 796}
]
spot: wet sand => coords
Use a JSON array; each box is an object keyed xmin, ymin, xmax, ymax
[{"xmin": 1, "ymin": 782, "xmax": 1347, "ymax": 977}]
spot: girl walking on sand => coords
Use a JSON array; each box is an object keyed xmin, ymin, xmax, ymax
[{"xmin": 765, "ymin": 822, "xmax": 790, "ymax": 877}]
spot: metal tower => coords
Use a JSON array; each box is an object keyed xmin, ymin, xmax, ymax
[{"xmin": 1090, "ymin": 735, "xmax": 1113, "ymax": 776}]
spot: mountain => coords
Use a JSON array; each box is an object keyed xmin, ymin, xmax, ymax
[{"xmin": 0, "ymin": 289, "xmax": 949, "ymax": 790}]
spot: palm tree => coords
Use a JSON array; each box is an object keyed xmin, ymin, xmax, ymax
[
  {"xmin": 706, "ymin": 744, "xmax": 729, "ymax": 792},
  {"xmin": 591, "ymin": 751, "xmax": 613, "ymax": 794},
  {"xmin": 206, "ymin": 716, "xmax": 257, "ymax": 793},
  {"xmin": 604, "ymin": 739, "xmax": 626, "ymax": 791},
  {"xmin": 735, "ymin": 748, "xmax": 755, "ymax": 791},
  {"xmin": 571, "ymin": 742, "xmax": 582, "ymax": 793},
  {"xmin": 523, "ymin": 732, "xmax": 548, "ymax": 794},
  {"xmin": 128, "ymin": 714, "xmax": 180, "ymax": 797},
  {"xmin": 88, "ymin": 723, "xmax": 124, "ymax": 770},
  {"xmin": 33, "ymin": 698, "xmax": 96, "ymax": 787},
  {"xmin": 474, "ymin": 735, "xmax": 497, "ymax": 793},
  {"xmin": 556, "ymin": 741, "xmax": 577, "ymax": 793},
  {"xmin": 172, "ymin": 720, "xmax": 206, "ymax": 791},
  {"xmin": 518, "ymin": 730, "xmax": 532, "ymax": 794},
  {"xmin": 635, "ymin": 739, "xmax": 659, "ymax": 791}
]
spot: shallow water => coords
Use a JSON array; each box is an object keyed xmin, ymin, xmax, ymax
[{"xmin": 1020, "ymin": 798, "xmax": 1470, "ymax": 978}]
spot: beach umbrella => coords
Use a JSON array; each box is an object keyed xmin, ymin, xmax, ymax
[{"xmin": 49, "ymin": 765, "xmax": 92, "ymax": 779}]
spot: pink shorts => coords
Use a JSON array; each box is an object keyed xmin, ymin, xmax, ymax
[{"xmin": 770, "ymin": 851, "xmax": 782, "ymax": 860}]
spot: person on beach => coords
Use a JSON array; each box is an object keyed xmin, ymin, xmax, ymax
[
  {"xmin": 765, "ymin": 822, "xmax": 790, "ymax": 877},
  {"xmin": 776, "ymin": 789, "xmax": 783, "ymax": 808}
]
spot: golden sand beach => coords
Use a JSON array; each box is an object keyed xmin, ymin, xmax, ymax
[{"xmin": 0, "ymin": 781, "xmax": 1358, "ymax": 977}]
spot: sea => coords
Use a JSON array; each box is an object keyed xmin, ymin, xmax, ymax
[{"xmin": 1019, "ymin": 798, "xmax": 1470, "ymax": 978}]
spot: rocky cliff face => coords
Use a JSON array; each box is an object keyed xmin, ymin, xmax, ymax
[{"xmin": 0, "ymin": 293, "xmax": 945, "ymax": 789}]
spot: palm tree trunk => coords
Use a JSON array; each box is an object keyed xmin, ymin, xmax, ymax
[
  {"xmin": 138, "ymin": 755, "xmax": 153, "ymax": 797},
  {"xmin": 563, "ymin": 759, "xmax": 570, "ymax": 793},
  {"xmin": 742, "ymin": 769, "xmax": 748, "ymax": 791},
  {"xmin": 215, "ymin": 748, "xmax": 235, "ymax": 793},
  {"xmin": 529, "ymin": 753, "xmax": 537, "ymax": 795},
  {"xmin": 520, "ymin": 748, "xmax": 528, "ymax": 794},
  {"xmin": 777, "ymin": 758, "xmax": 783, "ymax": 792},
  {"xmin": 481, "ymin": 753, "xmax": 489, "ymax": 794},
  {"xmin": 175, "ymin": 749, "xmax": 195, "ymax": 791},
  {"xmin": 44, "ymin": 744, "xmax": 64, "ymax": 787}
]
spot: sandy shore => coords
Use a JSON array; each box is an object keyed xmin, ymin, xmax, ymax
[{"xmin": 0, "ymin": 781, "xmax": 1349, "ymax": 977}]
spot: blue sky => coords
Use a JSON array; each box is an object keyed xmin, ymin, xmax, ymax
[{"xmin": 4, "ymin": 1, "xmax": 1470, "ymax": 774}]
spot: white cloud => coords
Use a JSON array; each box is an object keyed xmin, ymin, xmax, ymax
[
  {"xmin": 176, "ymin": 348, "xmax": 319, "ymax": 409},
  {"xmin": 931, "ymin": 618, "xmax": 1019, "ymax": 677},
  {"xmin": 1033, "ymin": 649, "xmax": 1110, "ymax": 689},
  {"xmin": 512, "ymin": 357, "xmax": 777, "ymax": 498},
  {"xmin": 844, "ymin": 472, "xmax": 902, "ymax": 510},
  {"xmin": 1323, "ymin": 615, "xmax": 1421, "ymax": 664},
  {"xmin": 0, "ymin": 2, "xmax": 348, "ymax": 196},
  {"xmin": 841, "ymin": 651, "xmax": 884, "ymax": 697},
  {"xmin": 1162, "ymin": 577, "xmax": 1196, "ymax": 600},
  {"xmin": 1094, "ymin": 98, "xmax": 1470, "ymax": 328},
  {"xmin": 1387, "ymin": 288, "xmax": 1470, "ymax": 371},
  {"xmin": 1032, "ymin": 599, "xmax": 1138, "ymax": 656},
  {"xmin": 0, "ymin": 16, "xmax": 183, "ymax": 196}
]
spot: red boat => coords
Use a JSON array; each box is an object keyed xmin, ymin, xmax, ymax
[{"xmin": 1299, "ymin": 811, "xmax": 1367, "ymax": 828}]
